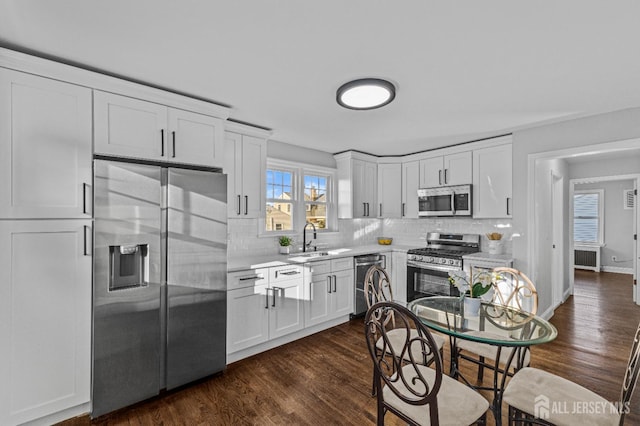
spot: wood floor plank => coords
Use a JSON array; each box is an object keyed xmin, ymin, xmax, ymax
[{"xmin": 59, "ymin": 270, "xmax": 639, "ymax": 425}]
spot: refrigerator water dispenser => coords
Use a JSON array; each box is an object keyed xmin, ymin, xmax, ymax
[{"xmin": 109, "ymin": 244, "xmax": 149, "ymax": 291}]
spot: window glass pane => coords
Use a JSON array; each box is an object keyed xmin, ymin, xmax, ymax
[
  {"xmin": 266, "ymin": 202, "xmax": 292, "ymax": 231},
  {"xmin": 304, "ymin": 175, "xmax": 327, "ymax": 200},
  {"xmin": 306, "ymin": 204, "xmax": 326, "ymax": 229},
  {"xmin": 573, "ymin": 193, "xmax": 599, "ymax": 243}
]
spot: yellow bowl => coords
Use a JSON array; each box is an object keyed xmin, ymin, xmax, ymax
[{"xmin": 377, "ymin": 237, "xmax": 393, "ymax": 245}]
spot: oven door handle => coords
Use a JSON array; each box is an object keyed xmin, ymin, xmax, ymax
[{"xmin": 407, "ymin": 261, "xmax": 460, "ymax": 273}]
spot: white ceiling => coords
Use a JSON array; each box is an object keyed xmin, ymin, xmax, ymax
[{"xmin": 2, "ymin": 1, "xmax": 640, "ymax": 156}]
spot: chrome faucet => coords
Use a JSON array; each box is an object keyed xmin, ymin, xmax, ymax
[{"xmin": 303, "ymin": 222, "xmax": 317, "ymax": 252}]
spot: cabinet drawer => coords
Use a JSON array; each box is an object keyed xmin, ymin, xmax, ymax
[
  {"xmin": 270, "ymin": 264, "xmax": 304, "ymax": 283},
  {"xmin": 228, "ymin": 268, "xmax": 268, "ymax": 290},
  {"xmin": 307, "ymin": 260, "xmax": 331, "ymax": 275},
  {"xmin": 331, "ymin": 257, "xmax": 353, "ymax": 272}
]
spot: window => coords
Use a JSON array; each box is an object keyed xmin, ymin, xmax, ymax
[
  {"xmin": 266, "ymin": 168, "xmax": 294, "ymax": 231},
  {"xmin": 304, "ymin": 174, "xmax": 328, "ymax": 229},
  {"xmin": 265, "ymin": 160, "xmax": 335, "ymax": 233},
  {"xmin": 573, "ymin": 190, "xmax": 603, "ymax": 244}
]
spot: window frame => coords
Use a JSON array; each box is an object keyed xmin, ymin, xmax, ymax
[
  {"xmin": 263, "ymin": 159, "xmax": 337, "ymax": 235},
  {"xmin": 573, "ymin": 189, "xmax": 604, "ymax": 245},
  {"xmin": 265, "ymin": 164, "xmax": 296, "ymax": 234}
]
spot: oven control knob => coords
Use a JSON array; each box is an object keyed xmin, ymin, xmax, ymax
[
  {"xmin": 426, "ymin": 257, "xmax": 434, "ymax": 263},
  {"xmin": 448, "ymin": 259, "xmax": 456, "ymax": 265},
  {"xmin": 439, "ymin": 258, "xmax": 446, "ymax": 264}
]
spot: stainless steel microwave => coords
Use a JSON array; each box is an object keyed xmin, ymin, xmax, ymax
[{"xmin": 417, "ymin": 184, "xmax": 472, "ymax": 217}]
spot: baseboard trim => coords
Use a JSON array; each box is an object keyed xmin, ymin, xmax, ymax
[{"xmin": 601, "ymin": 266, "xmax": 634, "ymax": 275}]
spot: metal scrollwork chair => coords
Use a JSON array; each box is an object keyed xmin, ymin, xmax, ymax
[
  {"xmin": 365, "ymin": 301, "xmax": 489, "ymax": 425},
  {"xmin": 503, "ymin": 320, "xmax": 640, "ymax": 425},
  {"xmin": 453, "ymin": 267, "xmax": 539, "ymax": 386},
  {"xmin": 364, "ymin": 265, "xmax": 445, "ymax": 395}
]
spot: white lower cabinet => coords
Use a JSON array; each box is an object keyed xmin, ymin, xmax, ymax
[
  {"xmin": 227, "ymin": 265, "xmax": 304, "ymax": 354},
  {"xmin": 304, "ymin": 257, "xmax": 354, "ymax": 328},
  {"xmin": 0, "ymin": 220, "xmax": 92, "ymax": 426},
  {"xmin": 226, "ymin": 269, "xmax": 270, "ymax": 353}
]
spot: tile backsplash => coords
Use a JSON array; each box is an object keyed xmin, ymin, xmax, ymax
[{"xmin": 227, "ymin": 217, "xmax": 512, "ymax": 260}]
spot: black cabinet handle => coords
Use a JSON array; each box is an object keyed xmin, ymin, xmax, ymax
[
  {"xmin": 438, "ymin": 169, "xmax": 442, "ymax": 185},
  {"xmin": 507, "ymin": 197, "xmax": 511, "ymax": 216},
  {"xmin": 444, "ymin": 169, "xmax": 448, "ymax": 184},
  {"xmin": 272, "ymin": 287, "xmax": 281, "ymax": 307},
  {"xmin": 332, "ymin": 275, "xmax": 337, "ymax": 293},
  {"xmin": 83, "ymin": 225, "xmax": 92, "ymax": 256},
  {"xmin": 237, "ymin": 195, "xmax": 241, "ymax": 215},
  {"xmin": 327, "ymin": 276, "xmax": 332, "ymax": 293},
  {"xmin": 363, "ymin": 203, "xmax": 367, "ymax": 217},
  {"xmin": 82, "ymin": 183, "xmax": 89, "ymax": 215},
  {"xmin": 402, "ymin": 202, "xmax": 406, "ymax": 217},
  {"xmin": 379, "ymin": 203, "xmax": 382, "ymax": 217},
  {"xmin": 160, "ymin": 129, "xmax": 165, "ymax": 156},
  {"xmin": 244, "ymin": 196, "xmax": 249, "ymax": 215},
  {"xmin": 172, "ymin": 131, "xmax": 176, "ymax": 158},
  {"xmin": 265, "ymin": 289, "xmax": 270, "ymax": 309}
]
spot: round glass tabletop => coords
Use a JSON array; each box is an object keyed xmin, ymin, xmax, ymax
[{"xmin": 408, "ymin": 296, "xmax": 558, "ymax": 347}]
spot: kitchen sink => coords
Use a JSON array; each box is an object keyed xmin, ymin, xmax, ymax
[{"xmin": 289, "ymin": 251, "xmax": 330, "ymax": 258}]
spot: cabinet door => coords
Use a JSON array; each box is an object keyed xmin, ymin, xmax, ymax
[
  {"xmin": 363, "ymin": 161, "xmax": 378, "ymax": 215},
  {"xmin": 402, "ymin": 161, "xmax": 420, "ymax": 218},
  {"xmin": 377, "ymin": 163, "xmax": 402, "ymax": 218},
  {"xmin": 168, "ymin": 108, "xmax": 224, "ymax": 168},
  {"xmin": 240, "ymin": 135, "xmax": 266, "ymax": 219},
  {"xmin": 473, "ymin": 144, "xmax": 512, "ymax": 218},
  {"xmin": 419, "ymin": 156, "xmax": 444, "ymax": 188},
  {"xmin": 227, "ymin": 283, "xmax": 269, "ymax": 353},
  {"xmin": 0, "ymin": 220, "xmax": 91, "ymax": 425},
  {"xmin": 304, "ymin": 271, "xmax": 332, "ymax": 328},
  {"xmin": 224, "ymin": 132, "xmax": 243, "ymax": 217},
  {"xmin": 331, "ymin": 269, "xmax": 354, "ymax": 319},
  {"xmin": 94, "ymin": 91, "xmax": 167, "ymax": 160},
  {"xmin": 0, "ymin": 68, "xmax": 92, "ymax": 219},
  {"xmin": 351, "ymin": 159, "xmax": 368, "ymax": 218},
  {"xmin": 443, "ymin": 151, "xmax": 472, "ymax": 185},
  {"xmin": 269, "ymin": 279, "xmax": 304, "ymax": 339}
]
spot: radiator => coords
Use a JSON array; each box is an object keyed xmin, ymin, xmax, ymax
[{"xmin": 574, "ymin": 245, "xmax": 601, "ymax": 272}]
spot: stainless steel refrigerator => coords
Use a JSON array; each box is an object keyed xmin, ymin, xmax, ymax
[{"xmin": 91, "ymin": 159, "xmax": 227, "ymax": 418}]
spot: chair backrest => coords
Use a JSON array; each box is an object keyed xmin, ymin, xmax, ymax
[
  {"xmin": 364, "ymin": 264, "xmax": 393, "ymax": 308},
  {"xmin": 364, "ymin": 301, "xmax": 443, "ymax": 423},
  {"xmin": 490, "ymin": 267, "xmax": 538, "ymax": 315},
  {"xmin": 619, "ymin": 321, "xmax": 640, "ymax": 425}
]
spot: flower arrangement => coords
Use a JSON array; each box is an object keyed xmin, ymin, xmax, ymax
[{"xmin": 448, "ymin": 270, "xmax": 495, "ymax": 298}]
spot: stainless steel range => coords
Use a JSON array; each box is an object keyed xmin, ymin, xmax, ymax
[{"xmin": 407, "ymin": 232, "xmax": 480, "ymax": 302}]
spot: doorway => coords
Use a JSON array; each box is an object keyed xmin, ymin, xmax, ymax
[{"xmin": 528, "ymin": 138, "xmax": 640, "ymax": 315}]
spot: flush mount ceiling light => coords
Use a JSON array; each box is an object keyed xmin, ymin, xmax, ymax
[{"xmin": 336, "ymin": 78, "xmax": 396, "ymax": 110}]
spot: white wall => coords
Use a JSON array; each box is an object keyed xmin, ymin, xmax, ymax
[
  {"xmin": 512, "ymin": 106, "xmax": 640, "ymax": 315},
  {"xmin": 267, "ymin": 139, "xmax": 337, "ymax": 168},
  {"xmin": 574, "ymin": 179, "xmax": 635, "ymax": 271}
]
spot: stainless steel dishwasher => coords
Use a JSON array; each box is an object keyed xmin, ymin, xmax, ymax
[{"xmin": 352, "ymin": 254, "xmax": 386, "ymax": 318}]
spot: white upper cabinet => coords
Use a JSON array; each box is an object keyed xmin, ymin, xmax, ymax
[
  {"xmin": 335, "ymin": 152, "xmax": 377, "ymax": 218},
  {"xmin": 0, "ymin": 68, "xmax": 92, "ymax": 219},
  {"xmin": 167, "ymin": 108, "xmax": 224, "ymax": 166},
  {"xmin": 225, "ymin": 131, "xmax": 267, "ymax": 219},
  {"xmin": 94, "ymin": 91, "xmax": 224, "ymax": 168},
  {"xmin": 401, "ymin": 161, "xmax": 420, "ymax": 218},
  {"xmin": 419, "ymin": 151, "xmax": 472, "ymax": 188},
  {"xmin": 473, "ymin": 142, "xmax": 512, "ymax": 218},
  {"xmin": 377, "ymin": 163, "xmax": 402, "ymax": 218}
]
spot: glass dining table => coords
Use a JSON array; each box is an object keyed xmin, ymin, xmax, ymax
[{"xmin": 408, "ymin": 296, "xmax": 558, "ymax": 425}]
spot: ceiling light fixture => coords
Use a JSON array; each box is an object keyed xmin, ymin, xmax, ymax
[{"xmin": 336, "ymin": 78, "xmax": 396, "ymax": 110}]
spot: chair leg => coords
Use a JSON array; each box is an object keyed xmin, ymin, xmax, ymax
[{"xmin": 477, "ymin": 355, "xmax": 485, "ymax": 382}]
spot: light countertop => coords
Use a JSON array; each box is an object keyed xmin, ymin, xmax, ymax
[
  {"xmin": 462, "ymin": 252, "xmax": 514, "ymax": 263},
  {"xmin": 228, "ymin": 244, "xmax": 417, "ymax": 272}
]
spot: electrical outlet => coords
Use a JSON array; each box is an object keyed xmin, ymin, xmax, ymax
[{"xmin": 612, "ymin": 255, "xmax": 617, "ymax": 262}]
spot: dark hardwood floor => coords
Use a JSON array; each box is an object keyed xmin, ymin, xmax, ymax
[{"xmin": 61, "ymin": 270, "xmax": 640, "ymax": 425}]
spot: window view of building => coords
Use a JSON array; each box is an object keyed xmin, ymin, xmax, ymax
[
  {"xmin": 265, "ymin": 167, "xmax": 332, "ymax": 233},
  {"xmin": 304, "ymin": 175, "xmax": 327, "ymax": 229},
  {"xmin": 266, "ymin": 169, "xmax": 293, "ymax": 231}
]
